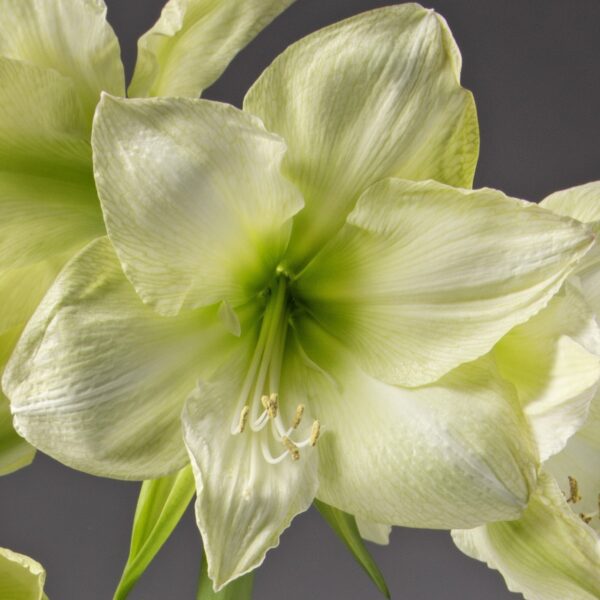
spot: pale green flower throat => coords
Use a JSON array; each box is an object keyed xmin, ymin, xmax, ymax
[{"xmin": 230, "ymin": 274, "xmax": 320, "ymax": 464}]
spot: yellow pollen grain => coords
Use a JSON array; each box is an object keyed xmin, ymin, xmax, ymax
[
  {"xmin": 238, "ymin": 405, "xmax": 250, "ymax": 433},
  {"xmin": 310, "ymin": 420, "xmax": 320, "ymax": 447},
  {"xmin": 292, "ymin": 404, "xmax": 305, "ymax": 429},
  {"xmin": 261, "ymin": 395, "xmax": 269, "ymax": 410},
  {"xmin": 567, "ymin": 476, "xmax": 581, "ymax": 503},
  {"xmin": 282, "ymin": 436, "xmax": 300, "ymax": 461}
]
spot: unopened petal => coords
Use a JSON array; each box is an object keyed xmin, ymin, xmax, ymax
[{"xmin": 129, "ymin": 0, "xmax": 295, "ymax": 98}]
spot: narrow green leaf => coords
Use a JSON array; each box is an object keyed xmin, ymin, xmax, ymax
[
  {"xmin": 113, "ymin": 464, "xmax": 196, "ymax": 600},
  {"xmin": 315, "ymin": 499, "xmax": 391, "ymax": 599},
  {"xmin": 196, "ymin": 553, "xmax": 254, "ymax": 600}
]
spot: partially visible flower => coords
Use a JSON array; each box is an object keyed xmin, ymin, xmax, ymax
[
  {"xmin": 453, "ymin": 182, "xmax": 600, "ymax": 600},
  {"xmin": 4, "ymin": 6, "xmax": 595, "ymax": 590},
  {"xmin": 0, "ymin": 0, "xmax": 295, "ymax": 474},
  {"xmin": 0, "ymin": 547, "xmax": 48, "ymax": 600}
]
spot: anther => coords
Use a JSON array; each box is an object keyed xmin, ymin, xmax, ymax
[
  {"xmin": 267, "ymin": 393, "xmax": 278, "ymax": 419},
  {"xmin": 291, "ymin": 404, "xmax": 305, "ymax": 429},
  {"xmin": 237, "ymin": 405, "xmax": 250, "ymax": 433},
  {"xmin": 282, "ymin": 436, "xmax": 300, "ymax": 461},
  {"xmin": 580, "ymin": 513, "xmax": 593, "ymax": 525},
  {"xmin": 567, "ymin": 476, "xmax": 581, "ymax": 503},
  {"xmin": 310, "ymin": 420, "xmax": 320, "ymax": 447}
]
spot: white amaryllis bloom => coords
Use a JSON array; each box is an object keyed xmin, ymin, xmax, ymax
[
  {"xmin": 0, "ymin": 0, "xmax": 296, "ymax": 474},
  {"xmin": 2, "ymin": 5, "xmax": 595, "ymax": 589},
  {"xmin": 453, "ymin": 183, "xmax": 600, "ymax": 600},
  {"xmin": 0, "ymin": 547, "xmax": 47, "ymax": 600}
]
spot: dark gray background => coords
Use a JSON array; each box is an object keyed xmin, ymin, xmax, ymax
[{"xmin": 2, "ymin": 1, "xmax": 599, "ymax": 599}]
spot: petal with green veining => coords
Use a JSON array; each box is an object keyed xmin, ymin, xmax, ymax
[
  {"xmin": 129, "ymin": 0, "xmax": 295, "ymax": 98},
  {"xmin": 183, "ymin": 375, "xmax": 318, "ymax": 590},
  {"xmin": 287, "ymin": 317, "xmax": 537, "ymax": 529},
  {"xmin": 3, "ymin": 237, "xmax": 242, "ymax": 480},
  {"xmin": 93, "ymin": 95, "xmax": 303, "ymax": 316},
  {"xmin": 244, "ymin": 4, "xmax": 479, "ymax": 266},
  {"xmin": 0, "ymin": 0, "xmax": 124, "ymax": 122},
  {"xmin": 452, "ymin": 472, "xmax": 600, "ymax": 600},
  {"xmin": 296, "ymin": 178, "xmax": 594, "ymax": 387}
]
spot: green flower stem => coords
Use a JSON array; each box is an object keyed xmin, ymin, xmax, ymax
[{"xmin": 196, "ymin": 554, "xmax": 254, "ymax": 600}]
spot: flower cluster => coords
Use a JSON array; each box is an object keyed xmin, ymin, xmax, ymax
[{"xmin": 0, "ymin": 1, "xmax": 598, "ymax": 599}]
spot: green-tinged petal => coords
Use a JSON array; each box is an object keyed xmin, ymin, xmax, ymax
[
  {"xmin": 355, "ymin": 517, "xmax": 391, "ymax": 546},
  {"xmin": 114, "ymin": 465, "xmax": 196, "ymax": 599},
  {"xmin": 494, "ymin": 283, "xmax": 600, "ymax": 461},
  {"xmin": 0, "ymin": 327, "xmax": 35, "ymax": 476},
  {"xmin": 315, "ymin": 500, "xmax": 390, "ymax": 598},
  {"xmin": 196, "ymin": 554, "xmax": 254, "ymax": 600},
  {"xmin": 183, "ymin": 376, "xmax": 318, "ymax": 590},
  {"xmin": 296, "ymin": 178, "xmax": 594, "ymax": 387},
  {"xmin": 0, "ymin": 57, "xmax": 103, "ymax": 333},
  {"xmin": 93, "ymin": 95, "xmax": 303, "ymax": 316},
  {"xmin": 541, "ymin": 181, "xmax": 600, "ymax": 224},
  {"xmin": 0, "ymin": 0, "xmax": 124, "ymax": 121},
  {"xmin": 0, "ymin": 57, "xmax": 92, "ymax": 178},
  {"xmin": 0, "ymin": 392, "xmax": 35, "ymax": 476},
  {"xmin": 545, "ymin": 393, "xmax": 600, "ymax": 533},
  {"xmin": 129, "ymin": 0, "xmax": 295, "ymax": 98},
  {"xmin": 244, "ymin": 4, "xmax": 479, "ymax": 267},
  {"xmin": 288, "ymin": 318, "xmax": 537, "ymax": 528},
  {"xmin": 0, "ymin": 547, "xmax": 46, "ymax": 600},
  {"xmin": 3, "ymin": 237, "xmax": 240, "ymax": 480},
  {"xmin": 540, "ymin": 183, "xmax": 600, "ymax": 315},
  {"xmin": 452, "ymin": 472, "xmax": 600, "ymax": 600}
]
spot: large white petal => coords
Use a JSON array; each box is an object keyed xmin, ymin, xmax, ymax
[
  {"xmin": 452, "ymin": 472, "xmax": 600, "ymax": 600},
  {"xmin": 286, "ymin": 318, "xmax": 537, "ymax": 529},
  {"xmin": 296, "ymin": 178, "xmax": 594, "ymax": 387},
  {"xmin": 183, "ymin": 375, "xmax": 318, "ymax": 590},
  {"xmin": 244, "ymin": 4, "xmax": 478, "ymax": 266},
  {"xmin": 93, "ymin": 95, "xmax": 303, "ymax": 316},
  {"xmin": 129, "ymin": 0, "xmax": 295, "ymax": 98},
  {"xmin": 3, "ymin": 238, "xmax": 241, "ymax": 480},
  {"xmin": 0, "ymin": 0, "xmax": 124, "ymax": 122},
  {"xmin": 494, "ymin": 283, "xmax": 600, "ymax": 461}
]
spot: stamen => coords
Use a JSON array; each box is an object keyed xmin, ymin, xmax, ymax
[
  {"xmin": 267, "ymin": 393, "xmax": 279, "ymax": 419},
  {"xmin": 310, "ymin": 420, "xmax": 320, "ymax": 447},
  {"xmin": 282, "ymin": 436, "xmax": 300, "ymax": 461},
  {"xmin": 291, "ymin": 404, "xmax": 305, "ymax": 429},
  {"xmin": 237, "ymin": 405, "xmax": 250, "ymax": 433},
  {"xmin": 261, "ymin": 438, "xmax": 289, "ymax": 465},
  {"xmin": 567, "ymin": 476, "xmax": 581, "ymax": 503}
]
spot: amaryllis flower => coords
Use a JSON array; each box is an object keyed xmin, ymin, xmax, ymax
[
  {"xmin": 3, "ymin": 5, "xmax": 593, "ymax": 589},
  {"xmin": 453, "ymin": 182, "xmax": 600, "ymax": 600},
  {"xmin": 0, "ymin": 0, "xmax": 295, "ymax": 474}
]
